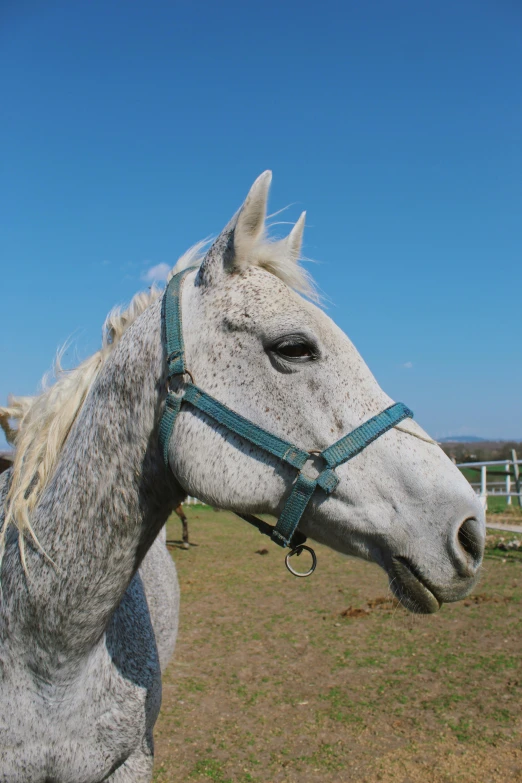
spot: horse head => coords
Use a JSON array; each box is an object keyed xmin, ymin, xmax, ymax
[{"xmin": 166, "ymin": 172, "xmax": 484, "ymax": 613}]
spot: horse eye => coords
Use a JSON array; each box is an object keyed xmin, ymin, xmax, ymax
[{"xmin": 275, "ymin": 342, "xmax": 315, "ymax": 360}]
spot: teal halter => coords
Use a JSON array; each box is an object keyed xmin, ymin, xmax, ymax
[{"xmin": 159, "ymin": 267, "xmax": 413, "ymax": 564}]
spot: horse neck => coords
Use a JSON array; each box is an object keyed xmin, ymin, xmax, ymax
[{"xmin": 3, "ymin": 299, "xmax": 181, "ymax": 661}]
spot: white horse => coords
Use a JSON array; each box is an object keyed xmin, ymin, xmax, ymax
[{"xmin": 0, "ymin": 172, "xmax": 484, "ymax": 781}]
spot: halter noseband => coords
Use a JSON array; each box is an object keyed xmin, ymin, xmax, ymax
[{"xmin": 159, "ymin": 268, "xmax": 413, "ymax": 575}]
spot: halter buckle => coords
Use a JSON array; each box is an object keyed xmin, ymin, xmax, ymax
[{"xmin": 166, "ymin": 369, "xmax": 195, "ymax": 394}]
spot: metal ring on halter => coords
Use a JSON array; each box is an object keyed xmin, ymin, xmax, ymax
[
  {"xmin": 285, "ymin": 544, "xmax": 317, "ymax": 578},
  {"xmin": 166, "ymin": 369, "xmax": 195, "ymax": 392}
]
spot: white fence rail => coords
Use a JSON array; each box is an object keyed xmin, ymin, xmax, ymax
[{"xmin": 457, "ymin": 450, "xmax": 521, "ymax": 510}]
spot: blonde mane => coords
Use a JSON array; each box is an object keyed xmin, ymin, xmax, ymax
[{"xmin": 0, "ymin": 234, "xmax": 314, "ymax": 565}]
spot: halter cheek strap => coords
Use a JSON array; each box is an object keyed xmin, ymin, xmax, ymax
[{"xmin": 159, "ymin": 268, "xmax": 413, "ymax": 557}]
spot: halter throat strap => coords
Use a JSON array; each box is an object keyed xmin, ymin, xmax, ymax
[{"xmin": 159, "ymin": 268, "xmax": 413, "ymax": 549}]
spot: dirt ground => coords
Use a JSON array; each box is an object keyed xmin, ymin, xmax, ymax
[{"xmin": 153, "ymin": 508, "xmax": 522, "ymax": 783}]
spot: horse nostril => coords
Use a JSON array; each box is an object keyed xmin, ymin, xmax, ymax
[{"xmin": 456, "ymin": 517, "xmax": 484, "ymax": 568}]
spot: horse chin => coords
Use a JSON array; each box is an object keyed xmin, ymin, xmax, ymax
[{"xmin": 388, "ymin": 556, "xmax": 442, "ymax": 615}]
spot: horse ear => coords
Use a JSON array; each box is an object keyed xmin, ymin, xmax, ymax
[
  {"xmin": 284, "ymin": 211, "xmax": 306, "ymax": 263},
  {"xmin": 233, "ymin": 171, "xmax": 271, "ymax": 265},
  {"xmin": 252, "ymin": 210, "xmax": 306, "ymax": 273},
  {"xmin": 196, "ymin": 171, "xmax": 272, "ymax": 286}
]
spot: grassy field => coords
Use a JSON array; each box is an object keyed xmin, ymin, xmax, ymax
[
  {"xmin": 153, "ymin": 507, "xmax": 522, "ymax": 783},
  {"xmin": 486, "ymin": 496, "xmax": 522, "ymax": 515},
  {"xmin": 460, "ymin": 465, "xmax": 513, "ymax": 482},
  {"xmin": 459, "ymin": 465, "xmax": 521, "ymax": 516}
]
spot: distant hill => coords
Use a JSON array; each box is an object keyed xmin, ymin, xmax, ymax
[{"xmin": 439, "ymin": 436, "xmax": 487, "ymax": 443}]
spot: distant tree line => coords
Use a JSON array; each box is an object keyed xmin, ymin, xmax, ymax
[{"xmin": 439, "ymin": 441, "xmax": 522, "ymax": 463}]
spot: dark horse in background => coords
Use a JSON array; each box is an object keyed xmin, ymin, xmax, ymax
[
  {"xmin": 173, "ymin": 504, "xmax": 190, "ymax": 549},
  {"xmin": 0, "ymin": 451, "xmax": 13, "ymax": 475}
]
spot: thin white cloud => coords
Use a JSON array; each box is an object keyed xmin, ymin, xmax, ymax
[
  {"xmin": 142, "ymin": 262, "xmax": 170, "ymax": 284},
  {"xmin": 401, "ymin": 361, "xmax": 413, "ymax": 369}
]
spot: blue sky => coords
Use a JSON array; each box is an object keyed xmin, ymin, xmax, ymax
[{"xmin": 1, "ymin": 0, "xmax": 521, "ymax": 448}]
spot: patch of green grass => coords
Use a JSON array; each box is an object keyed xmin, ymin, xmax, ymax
[
  {"xmin": 298, "ymin": 742, "xmax": 347, "ymax": 772},
  {"xmin": 448, "ymin": 718, "xmax": 474, "ymax": 743},
  {"xmin": 422, "ymin": 692, "xmax": 466, "ymax": 713},
  {"xmin": 190, "ymin": 758, "xmax": 232, "ymax": 782},
  {"xmin": 320, "ymin": 686, "xmax": 368, "ymax": 725},
  {"xmin": 473, "ymin": 653, "xmax": 518, "ymax": 672},
  {"xmin": 492, "ymin": 707, "xmax": 513, "ymax": 725},
  {"xmin": 486, "ymin": 547, "xmax": 522, "ymax": 561},
  {"xmin": 356, "ymin": 655, "xmax": 382, "ymax": 668},
  {"xmin": 487, "ymin": 496, "xmax": 522, "ymax": 515}
]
